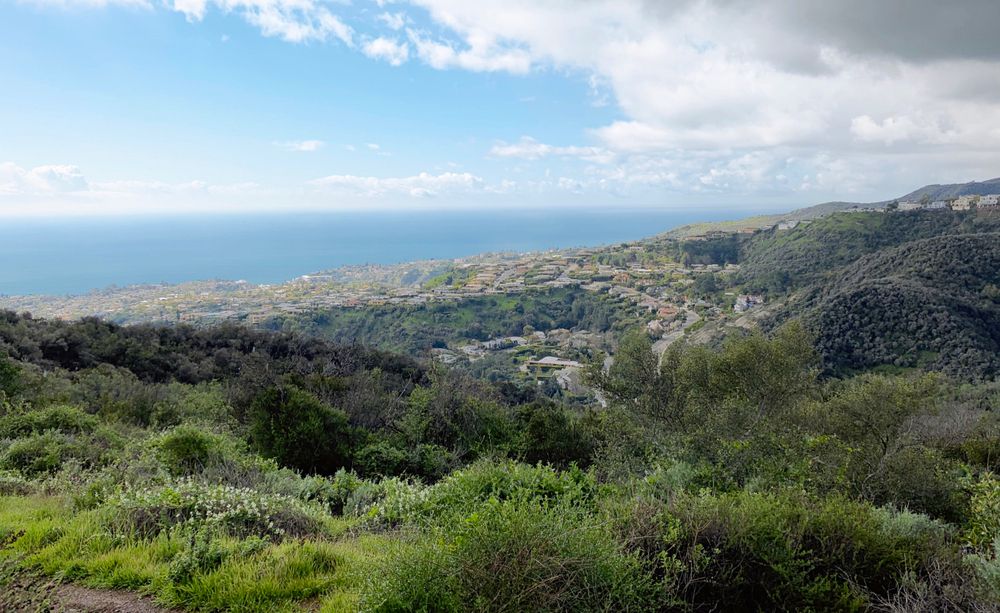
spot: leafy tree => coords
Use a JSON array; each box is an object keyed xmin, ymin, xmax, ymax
[{"xmin": 249, "ymin": 386, "xmax": 354, "ymax": 475}]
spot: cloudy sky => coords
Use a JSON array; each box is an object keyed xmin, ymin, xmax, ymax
[{"xmin": 2, "ymin": 0, "xmax": 999, "ymax": 215}]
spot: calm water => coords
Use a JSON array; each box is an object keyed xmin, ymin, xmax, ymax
[{"xmin": 0, "ymin": 208, "xmax": 766, "ymax": 295}]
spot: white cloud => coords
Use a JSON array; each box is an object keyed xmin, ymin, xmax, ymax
[
  {"xmin": 16, "ymin": 0, "xmax": 1000, "ymax": 206},
  {"xmin": 167, "ymin": 0, "xmax": 353, "ymax": 45},
  {"xmin": 849, "ymin": 115, "xmax": 957, "ymax": 146},
  {"xmin": 274, "ymin": 139, "xmax": 325, "ymax": 152},
  {"xmin": 406, "ymin": 28, "xmax": 532, "ymax": 73},
  {"xmin": 377, "ymin": 11, "xmax": 406, "ymax": 30},
  {"xmin": 308, "ymin": 171, "xmax": 485, "ymax": 197},
  {"xmin": 0, "ymin": 162, "xmax": 88, "ymax": 194},
  {"xmin": 18, "ymin": 0, "xmax": 150, "ymax": 7},
  {"xmin": 362, "ymin": 37, "xmax": 409, "ymax": 66},
  {"xmin": 366, "ymin": 143, "xmax": 380, "ymax": 151},
  {"xmin": 489, "ymin": 137, "xmax": 614, "ymax": 164}
]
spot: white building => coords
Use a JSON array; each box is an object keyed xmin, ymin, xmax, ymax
[
  {"xmin": 926, "ymin": 201, "xmax": 949, "ymax": 210},
  {"xmin": 952, "ymin": 195, "xmax": 977, "ymax": 211},
  {"xmin": 980, "ymin": 194, "xmax": 1000, "ymax": 208},
  {"xmin": 734, "ymin": 294, "xmax": 764, "ymax": 313},
  {"xmin": 898, "ymin": 201, "xmax": 922, "ymax": 211}
]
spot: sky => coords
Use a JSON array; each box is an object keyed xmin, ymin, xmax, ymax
[{"xmin": 1, "ymin": 0, "xmax": 999, "ymax": 216}]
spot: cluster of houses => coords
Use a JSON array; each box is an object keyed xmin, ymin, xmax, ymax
[{"xmin": 896, "ymin": 194, "xmax": 1000, "ymax": 211}]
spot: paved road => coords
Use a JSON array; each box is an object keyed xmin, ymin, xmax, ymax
[{"xmin": 652, "ymin": 309, "xmax": 701, "ymax": 355}]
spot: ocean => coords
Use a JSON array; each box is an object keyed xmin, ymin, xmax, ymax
[{"xmin": 0, "ymin": 208, "xmax": 769, "ymax": 295}]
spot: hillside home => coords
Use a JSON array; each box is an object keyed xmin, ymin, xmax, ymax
[
  {"xmin": 733, "ymin": 294, "xmax": 764, "ymax": 313},
  {"xmin": 527, "ymin": 356, "xmax": 583, "ymax": 370},
  {"xmin": 952, "ymin": 195, "xmax": 977, "ymax": 210},
  {"xmin": 926, "ymin": 201, "xmax": 949, "ymax": 210},
  {"xmin": 898, "ymin": 201, "xmax": 922, "ymax": 211},
  {"xmin": 980, "ymin": 194, "xmax": 1000, "ymax": 208}
]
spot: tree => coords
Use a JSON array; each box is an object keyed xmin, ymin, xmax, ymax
[
  {"xmin": 0, "ymin": 355, "xmax": 23, "ymax": 398},
  {"xmin": 249, "ymin": 385, "xmax": 354, "ymax": 475}
]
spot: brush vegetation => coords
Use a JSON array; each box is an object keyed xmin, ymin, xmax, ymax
[{"xmin": 1, "ymin": 311, "xmax": 1000, "ymax": 611}]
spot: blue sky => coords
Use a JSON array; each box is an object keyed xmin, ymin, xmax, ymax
[{"xmin": 2, "ymin": 0, "xmax": 999, "ymax": 215}]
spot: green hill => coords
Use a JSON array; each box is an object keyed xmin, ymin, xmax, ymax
[
  {"xmin": 812, "ymin": 234, "xmax": 1000, "ymax": 378},
  {"xmin": 739, "ymin": 211, "xmax": 1000, "ymax": 378}
]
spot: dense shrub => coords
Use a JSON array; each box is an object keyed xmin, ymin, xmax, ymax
[
  {"xmin": 153, "ymin": 425, "xmax": 249, "ymax": 477},
  {"xmin": 111, "ymin": 480, "xmax": 329, "ymax": 540},
  {"xmin": 516, "ymin": 401, "xmax": 596, "ymax": 467},
  {"xmin": 248, "ymin": 386, "xmax": 355, "ymax": 475},
  {"xmin": 0, "ymin": 429, "xmax": 118, "ymax": 477},
  {"xmin": 363, "ymin": 498, "xmax": 655, "ymax": 613},
  {"xmin": 965, "ymin": 472, "xmax": 1000, "ymax": 551},
  {"xmin": 634, "ymin": 490, "xmax": 969, "ymax": 610},
  {"xmin": 0, "ymin": 405, "xmax": 97, "ymax": 438}
]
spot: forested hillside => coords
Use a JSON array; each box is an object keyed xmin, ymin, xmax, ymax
[
  {"xmin": 740, "ymin": 209, "xmax": 1000, "ymax": 291},
  {"xmin": 739, "ymin": 210, "xmax": 1000, "ymax": 378},
  {"xmin": 812, "ymin": 235, "xmax": 1000, "ymax": 379}
]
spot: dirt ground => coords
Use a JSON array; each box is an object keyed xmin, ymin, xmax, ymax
[{"xmin": 0, "ymin": 563, "xmax": 173, "ymax": 613}]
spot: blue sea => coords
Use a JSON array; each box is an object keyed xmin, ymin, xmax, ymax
[{"xmin": 0, "ymin": 208, "xmax": 771, "ymax": 295}]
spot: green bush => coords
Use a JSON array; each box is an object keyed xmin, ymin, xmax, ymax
[
  {"xmin": 168, "ymin": 528, "xmax": 269, "ymax": 583},
  {"xmin": 0, "ymin": 429, "xmax": 117, "ymax": 477},
  {"xmin": 0, "ymin": 405, "xmax": 98, "ymax": 438},
  {"xmin": 363, "ymin": 498, "xmax": 655, "ymax": 613},
  {"xmin": 111, "ymin": 480, "xmax": 329, "ymax": 540},
  {"xmin": 965, "ymin": 472, "xmax": 1000, "ymax": 551},
  {"xmin": 648, "ymin": 490, "xmax": 964, "ymax": 610},
  {"xmin": 517, "ymin": 401, "xmax": 595, "ymax": 468},
  {"xmin": 0, "ymin": 355, "xmax": 23, "ymax": 398},
  {"xmin": 249, "ymin": 386, "xmax": 355, "ymax": 475},
  {"xmin": 153, "ymin": 425, "xmax": 245, "ymax": 477},
  {"xmin": 150, "ymin": 383, "xmax": 235, "ymax": 430}
]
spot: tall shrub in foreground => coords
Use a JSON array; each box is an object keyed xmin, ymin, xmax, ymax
[{"xmin": 248, "ymin": 386, "xmax": 354, "ymax": 475}]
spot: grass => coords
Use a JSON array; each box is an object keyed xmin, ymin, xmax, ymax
[{"xmin": 0, "ymin": 494, "xmax": 391, "ymax": 613}]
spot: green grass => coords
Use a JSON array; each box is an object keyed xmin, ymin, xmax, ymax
[{"xmin": 0, "ymin": 495, "xmax": 391, "ymax": 613}]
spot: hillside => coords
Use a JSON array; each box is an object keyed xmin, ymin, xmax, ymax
[
  {"xmin": 899, "ymin": 177, "xmax": 1000, "ymax": 202},
  {"xmin": 739, "ymin": 211, "xmax": 1000, "ymax": 378},
  {"xmin": 813, "ymin": 234, "xmax": 1000, "ymax": 378},
  {"xmin": 740, "ymin": 209, "xmax": 1000, "ymax": 291}
]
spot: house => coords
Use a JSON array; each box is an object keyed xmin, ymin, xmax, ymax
[
  {"xmin": 926, "ymin": 201, "xmax": 949, "ymax": 210},
  {"xmin": 776, "ymin": 220, "xmax": 799, "ymax": 230},
  {"xmin": 733, "ymin": 294, "xmax": 764, "ymax": 313},
  {"xmin": 657, "ymin": 305, "xmax": 679, "ymax": 318},
  {"xmin": 952, "ymin": 195, "xmax": 977, "ymax": 211},
  {"xmin": 527, "ymin": 356, "xmax": 583, "ymax": 370},
  {"xmin": 980, "ymin": 194, "xmax": 1000, "ymax": 208},
  {"xmin": 898, "ymin": 201, "xmax": 922, "ymax": 211}
]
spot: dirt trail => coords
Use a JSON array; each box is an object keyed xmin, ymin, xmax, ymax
[
  {"xmin": 0, "ymin": 571, "xmax": 175, "ymax": 613},
  {"xmin": 48, "ymin": 584, "xmax": 174, "ymax": 613}
]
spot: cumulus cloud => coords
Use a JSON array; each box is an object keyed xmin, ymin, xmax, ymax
[
  {"xmin": 406, "ymin": 28, "xmax": 532, "ymax": 73},
  {"xmin": 362, "ymin": 37, "xmax": 409, "ymax": 66},
  {"xmin": 274, "ymin": 139, "xmax": 325, "ymax": 152},
  {"xmin": 17, "ymin": 0, "xmax": 1000, "ymax": 205},
  {"xmin": 389, "ymin": 0, "xmax": 1000, "ymax": 199}
]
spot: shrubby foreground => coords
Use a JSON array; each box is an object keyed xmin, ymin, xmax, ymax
[{"xmin": 1, "ymin": 314, "xmax": 999, "ymax": 611}]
